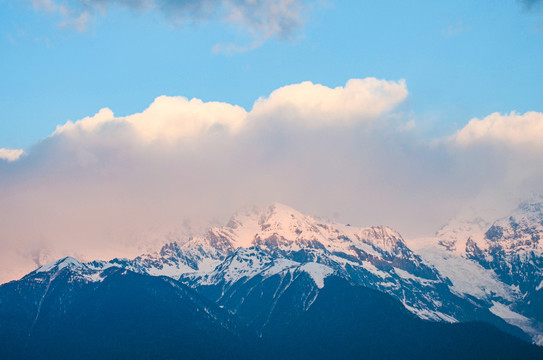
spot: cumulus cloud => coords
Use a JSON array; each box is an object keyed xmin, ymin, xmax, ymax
[
  {"xmin": 55, "ymin": 96, "xmax": 248, "ymax": 142},
  {"xmin": 53, "ymin": 78, "xmax": 407, "ymax": 140},
  {"xmin": 1, "ymin": 77, "xmax": 543, "ymax": 284},
  {"xmin": 0, "ymin": 148, "xmax": 24, "ymax": 162},
  {"xmin": 451, "ymin": 111, "xmax": 543, "ymax": 149},
  {"xmin": 250, "ymin": 78, "xmax": 408, "ymax": 128},
  {"xmin": 29, "ymin": 0, "xmax": 309, "ymax": 45}
]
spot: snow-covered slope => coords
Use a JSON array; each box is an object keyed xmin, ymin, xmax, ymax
[
  {"xmin": 435, "ymin": 217, "xmax": 489, "ymax": 255},
  {"xmin": 31, "ymin": 256, "xmax": 111, "ymax": 283},
  {"xmin": 410, "ymin": 196, "xmax": 543, "ymax": 344}
]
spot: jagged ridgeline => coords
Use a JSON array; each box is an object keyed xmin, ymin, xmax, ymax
[{"xmin": 2, "ymin": 202, "xmax": 543, "ymax": 359}]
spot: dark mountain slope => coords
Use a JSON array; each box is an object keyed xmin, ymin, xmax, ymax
[
  {"xmin": 261, "ymin": 277, "xmax": 543, "ymax": 360},
  {"xmin": 0, "ymin": 266, "xmax": 254, "ymax": 360},
  {"xmin": 1, "ymin": 264, "xmax": 542, "ymax": 359}
]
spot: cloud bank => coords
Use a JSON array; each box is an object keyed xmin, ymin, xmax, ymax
[{"xmin": 2, "ymin": 77, "xmax": 543, "ymax": 283}]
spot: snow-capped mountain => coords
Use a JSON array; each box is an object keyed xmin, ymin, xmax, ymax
[
  {"xmin": 412, "ymin": 196, "xmax": 543, "ymax": 344},
  {"xmin": 24, "ymin": 202, "xmax": 527, "ymax": 336},
  {"xmin": 112, "ymin": 203, "xmax": 434, "ymax": 281},
  {"xmin": 4, "ymin": 201, "xmax": 543, "ymax": 358},
  {"xmin": 85, "ymin": 204, "xmax": 460, "ymax": 321},
  {"xmin": 435, "ymin": 216, "xmax": 489, "ymax": 254}
]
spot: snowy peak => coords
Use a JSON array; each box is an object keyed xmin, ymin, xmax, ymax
[
  {"xmin": 214, "ymin": 203, "xmax": 413, "ymax": 260},
  {"xmin": 435, "ymin": 217, "xmax": 489, "ymax": 255},
  {"xmin": 254, "ymin": 202, "xmax": 318, "ymax": 232},
  {"xmin": 431, "ymin": 197, "xmax": 543, "ymax": 277},
  {"xmin": 178, "ymin": 204, "xmax": 447, "ymax": 318},
  {"xmin": 33, "ymin": 256, "xmax": 85, "ymax": 274},
  {"xmin": 21, "ymin": 203, "xmax": 433, "ymax": 293},
  {"xmin": 25, "ymin": 256, "xmax": 109, "ymax": 284},
  {"xmin": 221, "ymin": 202, "xmax": 324, "ymax": 248},
  {"xmin": 229, "ymin": 202, "xmax": 308, "ymax": 227},
  {"xmin": 435, "ymin": 197, "xmax": 543, "ymax": 256},
  {"xmin": 353, "ymin": 225, "xmax": 409, "ymax": 255},
  {"xmin": 518, "ymin": 196, "xmax": 543, "ymax": 216},
  {"xmin": 481, "ymin": 198, "xmax": 543, "ymax": 254},
  {"xmin": 504, "ymin": 197, "xmax": 543, "ymax": 225},
  {"xmin": 109, "ymin": 202, "xmax": 429, "ymax": 284}
]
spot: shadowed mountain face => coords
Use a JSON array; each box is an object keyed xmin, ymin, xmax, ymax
[
  {"xmin": 260, "ymin": 277, "xmax": 543, "ymax": 360},
  {"xmin": 3, "ymin": 202, "xmax": 543, "ymax": 359},
  {"xmin": 0, "ymin": 266, "xmax": 255, "ymax": 360}
]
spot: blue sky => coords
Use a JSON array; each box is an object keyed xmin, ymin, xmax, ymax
[{"xmin": 2, "ymin": 0, "xmax": 542, "ymax": 149}]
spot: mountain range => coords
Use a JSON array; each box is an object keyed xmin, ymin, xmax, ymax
[{"xmin": 2, "ymin": 201, "xmax": 543, "ymax": 358}]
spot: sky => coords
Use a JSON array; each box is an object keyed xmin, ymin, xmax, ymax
[{"xmin": 1, "ymin": 0, "xmax": 543, "ymax": 282}]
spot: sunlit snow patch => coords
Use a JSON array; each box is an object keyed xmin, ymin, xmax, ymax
[{"xmin": 299, "ymin": 262, "xmax": 333, "ymax": 288}]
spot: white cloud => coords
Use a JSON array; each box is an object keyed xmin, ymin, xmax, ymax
[
  {"xmin": 0, "ymin": 148, "xmax": 24, "ymax": 162},
  {"xmin": 54, "ymin": 78, "xmax": 406, "ymax": 141},
  {"xmin": 444, "ymin": 110, "xmax": 543, "ymax": 224},
  {"xmin": 251, "ymin": 78, "xmax": 408, "ymax": 128},
  {"xmin": 125, "ymin": 96, "xmax": 248, "ymax": 142},
  {"xmin": 54, "ymin": 107, "xmax": 116, "ymax": 135},
  {"xmin": 55, "ymin": 96, "xmax": 248, "ymax": 142},
  {"xmin": 452, "ymin": 111, "xmax": 543, "ymax": 148}
]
